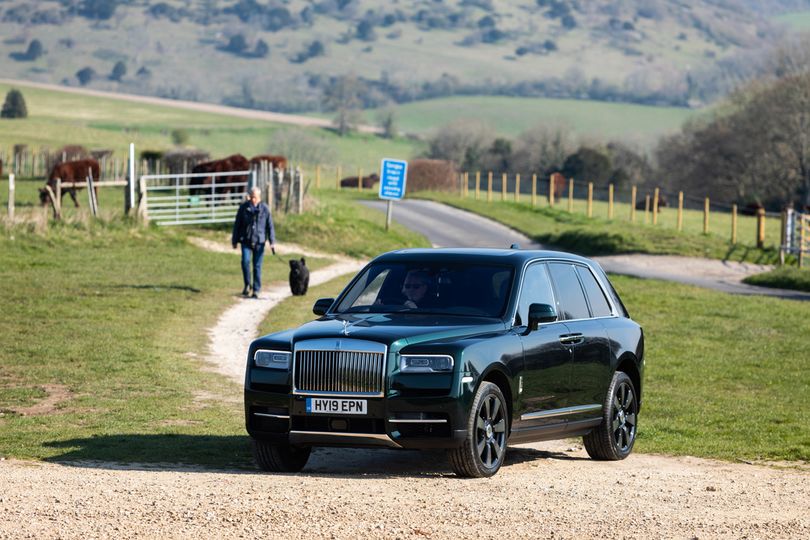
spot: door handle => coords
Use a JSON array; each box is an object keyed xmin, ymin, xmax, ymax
[{"xmin": 559, "ymin": 333, "xmax": 584, "ymax": 345}]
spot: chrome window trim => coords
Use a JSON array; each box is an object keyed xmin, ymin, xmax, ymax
[
  {"xmin": 510, "ymin": 258, "xmax": 620, "ymax": 325},
  {"xmin": 292, "ymin": 338, "xmax": 387, "ymax": 398},
  {"xmin": 520, "ymin": 404, "xmax": 602, "ymax": 421}
]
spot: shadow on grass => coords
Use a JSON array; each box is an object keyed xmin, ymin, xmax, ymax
[
  {"xmin": 111, "ymin": 284, "xmax": 202, "ymax": 293},
  {"xmin": 44, "ymin": 434, "xmax": 253, "ymax": 472}
]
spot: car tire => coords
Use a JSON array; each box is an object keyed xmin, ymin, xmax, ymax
[
  {"xmin": 448, "ymin": 381, "xmax": 508, "ymax": 478},
  {"xmin": 583, "ymin": 371, "xmax": 638, "ymax": 461},
  {"xmin": 252, "ymin": 439, "xmax": 312, "ymax": 472}
]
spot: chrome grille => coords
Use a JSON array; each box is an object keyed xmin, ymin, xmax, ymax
[{"xmin": 293, "ymin": 339, "xmax": 386, "ymax": 396}]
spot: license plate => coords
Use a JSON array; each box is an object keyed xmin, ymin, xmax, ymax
[{"xmin": 306, "ymin": 398, "xmax": 367, "ymax": 415}]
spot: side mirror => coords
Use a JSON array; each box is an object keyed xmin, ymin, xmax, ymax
[
  {"xmin": 313, "ymin": 297, "xmax": 335, "ymax": 316},
  {"xmin": 527, "ymin": 303, "xmax": 557, "ymax": 331}
]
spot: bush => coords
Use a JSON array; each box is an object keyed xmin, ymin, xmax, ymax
[
  {"xmin": 76, "ymin": 66, "xmax": 96, "ymax": 86},
  {"xmin": 26, "ymin": 39, "xmax": 43, "ymax": 60},
  {"xmin": 171, "ymin": 129, "xmax": 190, "ymax": 146},
  {"xmin": 110, "ymin": 60, "xmax": 126, "ymax": 81},
  {"xmin": 407, "ymin": 159, "xmax": 458, "ymax": 192},
  {"xmin": 1, "ymin": 89, "xmax": 28, "ymax": 119}
]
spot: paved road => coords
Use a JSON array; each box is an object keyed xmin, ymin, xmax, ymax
[{"xmin": 364, "ymin": 199, "xmax": 810, "ymax": 301}]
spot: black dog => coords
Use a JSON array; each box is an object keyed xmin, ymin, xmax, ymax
[{"xmin": 289, "ymin": 258, "xmax": 309, "ymax": 296}]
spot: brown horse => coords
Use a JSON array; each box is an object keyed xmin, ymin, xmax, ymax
[{"xmin": 39, "ymin": 159, "xmax": 100, "ymax": 207}]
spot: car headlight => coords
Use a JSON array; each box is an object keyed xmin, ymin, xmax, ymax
[
  {"xmin": 254, "ymin": 350, "xmax": 291, "ymax": 370},
  {"xmin": 400, "ymin": 354, "xmax": 454, "ymax": 373}
]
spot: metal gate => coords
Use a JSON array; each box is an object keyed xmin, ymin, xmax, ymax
[
  {"xmin": 781, "ymin": 209, "xmax": 810, "ymax": 267},
  {"xmin": 139, "ymin": 170, "xmax": 256, "ymax": 226}
]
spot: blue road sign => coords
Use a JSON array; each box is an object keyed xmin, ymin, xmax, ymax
[{"xmin": 379, "ymin": 159, "xmax": 408, "ymax": 200}]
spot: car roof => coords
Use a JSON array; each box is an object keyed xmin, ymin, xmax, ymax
[{"xmin": 373, "ymin": 248, "xmax": 594, "ymax": 267}]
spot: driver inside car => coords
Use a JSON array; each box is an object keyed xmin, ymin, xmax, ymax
[{"xmin": 401, "ymin": 269, "xmax": 431, "ymax": 308}]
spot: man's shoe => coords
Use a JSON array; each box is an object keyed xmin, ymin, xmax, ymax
[
  {"xmin": 251, "ymin": 292, "xmax": 259, "ymax": 299},
  {"xmin": 241, "ymin": 286, "xmax": 250, "ymax": 297}
]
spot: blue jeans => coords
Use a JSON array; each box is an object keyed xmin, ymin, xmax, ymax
[{"xmin": 241, "ymin": 243, "xmax": 265, "ymax": 293}]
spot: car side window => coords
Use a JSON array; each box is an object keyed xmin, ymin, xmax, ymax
[
  {"xmin": 548, "ymin": 262, "xmax": 590, "ymax": 320},
  {"xmin": 576, "ymin": 266, "xmax": 613, "ymax": 318},
  {"xmin": 516, "ymin": 263, "xmax": 555, "ymax": 325}
]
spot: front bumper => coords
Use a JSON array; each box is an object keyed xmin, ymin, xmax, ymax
[{"xmin": 244, "ymin": 385, "xmax": 470, "ymax": 450}]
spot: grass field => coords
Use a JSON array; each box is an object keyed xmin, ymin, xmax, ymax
[
  {"xmin": 416, "ymin": 190, "xmax": 782, "ymax": 263},
  {"xmin": 0, "ymin": 81, "xmax": 423, "ymax": 173},
  {"xmin": 774, "ymin": 11, "xmax": 810, "ymax": 30},
  {"xmin": 257, "ymin": 270, "xmax": 810, "ymax": 463},
  {"xmin": 361, "ymin": 96, "xmax": 696, "ymax": 141},
  {"xmin": 743, "ymin": 266, "xmax": 810, "ymax": 293}
]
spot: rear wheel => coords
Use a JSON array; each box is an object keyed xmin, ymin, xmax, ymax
[
  {"xmin": 252, "ymin": 439, "xmax": 311, "ymax": 472},
  {"xmin": 448, "ymin": 382, "xmax": 508, "ymax": 478},
  {"xmin": 583, "ymin": 371, "xmax": 638, "ymax": 460}
]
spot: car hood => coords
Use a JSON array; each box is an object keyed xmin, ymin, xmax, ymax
[{"xmin": 283, "ymin": 314, "xmax": 508, "ymax": 352}]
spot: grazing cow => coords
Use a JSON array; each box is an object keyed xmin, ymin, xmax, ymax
[
  {"xmin": 289, "ymin": 258, "xmax": 310, "ymax": 296},
  {"xmin": 740, "ymin": 202, "xmax": 764, "ymax": 216},
  {"xmin": 635, "ymin": 193, "xmax": 668, "ymax": 210},
  {"xmin": 340, "ymin": 173, "xmax": 380, "ymax": 189},
  {"xmin": 190, "ymin": 154, "xmax": 250, "ymax": 197},
  {"xmin": 39, "ymin": 159, "xmax": 100, "ymax": 207},
  {"xmin": 250, "ymin": 155, "xmax": 288, "ymax": 171},
  {"xmin": 548, "ymin": 172, "xmax": 568, "ymax": 197}
]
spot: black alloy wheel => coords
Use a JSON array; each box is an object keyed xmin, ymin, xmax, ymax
[
  {"xmin": 448, "ymin": 382, "xmax": 508, "ymax": 477},
  {"xmin": 583, "ymin": 371, "xmax": 638, "ymax": 460},
  {"xmin": 252, "ymin": 439, "xmax": 312, "ymax": 473}
]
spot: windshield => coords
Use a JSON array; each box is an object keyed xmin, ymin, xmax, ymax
[{"xmin": 335, "ymin": 262, "xmax": 514, "ymax": 318}]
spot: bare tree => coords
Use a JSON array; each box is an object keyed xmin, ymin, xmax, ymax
[
  {"xmin": 323, "ymin": 75, "xmax": 362, "ymax": 136},
  {"xmin": 424, "ymin": 119, "xmax": 493, "ymax": 171},
  {"xmin": 510, "ymin": 124, "xmax": 576, "ymax": 176}
]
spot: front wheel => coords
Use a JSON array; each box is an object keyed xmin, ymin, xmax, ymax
[
  {"xmin": 252, "ymin": 439, "xmax": 311, "ymax": 472},
  {"xmin": 448, "ymin": 382, "xmax": 508, "ymax": 478},
  {"xmin": 583, "ymin": 371, "xmax": 638, "ymax": 460}
]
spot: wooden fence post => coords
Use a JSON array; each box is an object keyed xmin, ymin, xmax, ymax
[
  {"xmin": 56, "ymin": 178, "xmax": 62, "ymax": 218},
  {"xmin": 298, "ymin": 167, "xmax": 304, "ymax": 214},
  {"xmin": 630, "ymin": 185, "xmax": 637, "ymax": 223},
  {"xmin": 357, "ymin": 168, "xmax": 363, "ymax": 192},
  {"xmin": 336, "ymin": 165, "xmax": 341, "ymax": 189},
  {"xmin": 703, "ymin": 197, "xmax": 710, "ymax": 234},
  {"xmin": 531, "ymin": 174, "xmax": 537, "ymax": 207},
  {"xmin": 608, "ymin": 183, "xmax": 614, "ymax": 219},
  {"xmin": 501, "ymin": 173, "xmax": 507, "ymax": 201},
  {"xmin": 315, "ymin": 164, "xmax": 321, "ymax": 189},
  {"xmin": 515, "ymin": 174, "xmax": 521, "ymax": 203},
  {"xmin": 732, "ymin": 204, "xmax": 738, "ymax": 245},
  {"xmin": 644, "ymin": 195, "xmax": 650, "ymax": 224},
  {"xmin": 549, "ymin": 175, "xmax": 555, "ymax": 208},
  {"xmin": 653, "ymin": 188, "xmax": 660, "ymax": 225},
  {"xmin": 756, "ymin": 207, "xmax": 765, "ymax": 248},
  {"xmin": 475, "ymin": 171, "xmax": 480, "ymax": 200},
  {"xmin": 568, "ymin": 178, "xmax": 574, "ymax": 213},
  {"xmin": 8, "ymin": 173, "xmax": 14, "ymax": 221},
  {"xmin": 487, "ymin": 172, "xmax": 493, "ymax": 202},
  {"xmin": 587, "ymin": 182, "xmax": 593, "ymax": 218},
  {"xmin": 799, "ymin": 216, "xmax": 807, "ymax": 268},
  {"xmin": 677, "ymin": 191, "xmax": 684, "ymax": 231}
]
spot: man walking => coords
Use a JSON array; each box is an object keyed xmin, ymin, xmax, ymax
[{"xmin": 232, "ymin": 187, "xmax": 275, "ymax": 298}]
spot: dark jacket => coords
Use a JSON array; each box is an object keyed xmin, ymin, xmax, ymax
[{"xmin": 232, "ymin": 201, "xmax": 275, "ymax": 247}]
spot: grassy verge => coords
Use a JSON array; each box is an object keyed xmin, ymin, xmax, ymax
[
  {"xmin": 417, "ymin": 191, "xmax": 781, "ymax": 264},
  {"xmin": 743, "ymin": 267, "xmax": 810, "ymax": 293},
  {"xmin": 0, "ymin": 192, "xmax": 428, "ymax": 466},
  {"xmin": 619, "ymin": 275, "xmax": 810, "ymax": 461}
]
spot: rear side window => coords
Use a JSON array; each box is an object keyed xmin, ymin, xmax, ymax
[
  {"xmin": 576, "ymin": 266, "xmax": 613, "ymax": 317},
  {"xmin": 548, "ymin": 263, "xmax": 590, "ymax": 320}
]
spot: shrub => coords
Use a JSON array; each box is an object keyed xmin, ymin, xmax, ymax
[
  {"xmin": 171, "ymin": 129, "xmax": 190, "ymax": 146},
  {"xmin": 1, "ymin": 89, "xmax": 28, "ymax": 119},
  {"xmin": 110, "ymin": 60, "xmax": 126, "ymax": 81},
  {"xmin": 76, "ymin": 66, "xmax": 96, "ymax": 86},
  {"xmin": 407, "ymin": 159, "xmax": 458, "ymax": 192}
]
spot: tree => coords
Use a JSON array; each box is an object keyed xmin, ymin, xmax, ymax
[
  {"xmin": 225, "ymin": 34, "xmax": 248, "ymax": 54},
  {"xmin": 1, "ymin": 89, "xmax": 28, "ymax": 119},
  {"xmin": 253, "ymin": 39, "xmax": 269, "ymax": 58},
  {"xmin": 323, "ymin": 75, "xmax": 362, "ymax": 136},
  {"xmin": 561, "ymin": 147, "xmax": 612, "ymax": 187},
  {"xmin": 376, "ymin": 108, "xmax": 397, "ymax": 139},
  {"xmin": 424, "ymin": 119, "xmax": 493, "ymax": 171},
  {"xmin": 76, "ymin": 67, "xmax": 96, "ymax": 86},
  {"xmin": 510, "ymin": 124, "xmax": 576, "ymax": 176},
  {"xmin": 110, "ymin": 60, "xmax": 127, "ymax": 81},
  {"xmin": 357, "ymin": 20, "xmax": 376, "ymax": 41},
  {"xmin": 25, "ymin": 40, "xmax": 43, "ymax": 60},
  {"xmin": 80, "ymin": 0, "xmax": 120, "ymax": 20}
]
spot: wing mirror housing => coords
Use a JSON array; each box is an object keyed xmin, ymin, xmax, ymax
[
  {"xmin": 527, "ymin": 303, "xmax": 557, "ymax": 331},
  {"xmin": 313, "ymin": 297, "xmax": 335, "ymax": 316}
]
